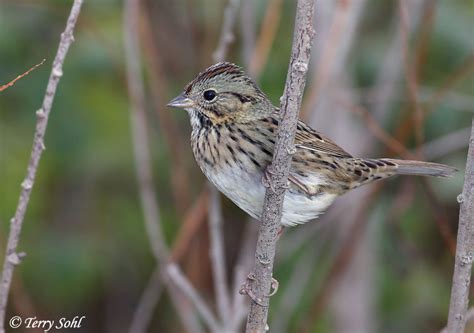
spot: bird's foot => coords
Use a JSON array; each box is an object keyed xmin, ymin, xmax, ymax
[
  {"xmin": 239, "ymin": 272, "xmax": 279, "ymax": 306},
  {"xmin": 261, "ymin": 166, "xmax": 276, "ymax": 192}
]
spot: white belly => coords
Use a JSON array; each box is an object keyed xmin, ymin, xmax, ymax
[{"xmin": 203, "ymin": 165, "xmax": 337, "ymax": 227}]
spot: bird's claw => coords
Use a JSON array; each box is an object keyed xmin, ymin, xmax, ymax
[
  {"xmin": 239, "ymin": 273, "xmax": 279, "ymax": 306},
  {"xmin": 265, "ymin": 278, "xmax": 279, "ymax": 297},
  {"xmin": 261, "ymin": 166, "xmax": 276, "ymax": 192},
  {"xmin": 239, "ymin": 273, "xmax": 266, "ymax": 306}
]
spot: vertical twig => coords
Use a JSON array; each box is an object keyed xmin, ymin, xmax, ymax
[
  {"xmin": 129, "ymin": 267, "xmax": 163, "ymax": 333},
  {"xmin": 166, "ymin": 264, "xmax": 221, "ymax": 332},
  {"xmin": 240, "ymin": 0, "xmax": 256, "ymax": 67},
  {"xmin": 399, "ymin": 0, "xmax": 425, "ymax": 152},
  {"xmin": 124, "ymin": 1, "xmax": 208, "ymax": 331},
  {"xmin": 210, "ymin": 0, "xmax": 241, "ymax": 328},
  {"xmin": 138, "ymin": 0, "xmax": 192, "ymax": 212},
  {"xmin": 213, "ymin": 0, "xmax": 241, "ymax": 63},
  {"xmin": 208, "ymin": 185, "xmax": 232, "ymax": 323},
  {"xmin": 446, "ymin": 118, "xmax": 474, "ymax": 333},
  {"xmin": 245, "ymin": 0, "xmax": 316, "ymax": 331},
  {"xmin": 126, "ymin": 0, "xmax": 244, "ymax": 330},
  {"xmin": 124, "ymin": 0, "xmax": 169, "ymax": 262},
  {"xmin": 0, "ymin": 1, "xmax": 83, "ymax": 331}
]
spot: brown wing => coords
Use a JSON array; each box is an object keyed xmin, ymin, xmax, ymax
[
  {"xmin": 266, "ymin": 113, "xmax": 351, "ymax": 158},
  {"xmin": 294, "ymin": 120, "xmax": 352, "ymax": 158}
]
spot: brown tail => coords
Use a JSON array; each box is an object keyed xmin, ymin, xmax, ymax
[
  {"xmin": 346, "ymin": 158, "xmax": 457, "ymax": 190},
  {"xmin": 379, "ymin": 158, "xmax": 457, "ymax": 178}
]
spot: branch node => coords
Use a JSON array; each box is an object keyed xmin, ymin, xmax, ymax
[
  {"xmin": 459, "ymin": 254, "xmax": 473, "ymax": 267},
  {"xmin": 52, "ymin": 67, "xmax": 64, "ymax": 78},
  {"xmin": 7, "ymin": 252, "xmax": 26, "ymax": 265},
  {"xmin": 20, "ymin": 179, "xmax": 33, "ymax": 190},
  {"xmin": 36, "ymin": 108, "xmax": 45, "ymax": 119},
  {"xmin": 258, "ymin": 255, "xmax": 271, "ymax": 265},
  {"xmin": 261, "ymin": 166, "xmax": 276, "ymax": 191},
  {"xmin": 457, "ymin": 193, "xmax": 464, "ymax": 204},
  {"xmin": 239, "ymin": 274, "xmax": 267, "ymax": 307},
  {"xmin": 264, "ymin": 278, "xmax": 279, "ymax": 297},
  {"xmin": 292, "ymin": 60, "xmax": 308, "ymax": 72}
]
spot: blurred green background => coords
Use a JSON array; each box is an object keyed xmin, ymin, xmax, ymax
[{"xmin": 0, "ymin": 0, "xmax": 473, "ymax": 332}]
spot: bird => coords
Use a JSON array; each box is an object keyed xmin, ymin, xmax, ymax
[{"xmin": 167, "ymin": 62, "xmax": 456, "ymax": 227}]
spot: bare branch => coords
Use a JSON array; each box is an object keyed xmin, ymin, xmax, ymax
[
  {"xmin": 124, "ymin": 0, "xmax": 247, "ymax": 330},
  {"xmin": 245, "ymin": 0, "xmax": 316, "ymax": 331},
  {"xmin": 0, "ymin": 59, "xmax": 46, "ymax": 92},
  {"xmin": 123, "ymin": 0, "xmax": 169, "ymax": 262},
  {"xmin": 129, "ymin": 267, "xmax": 163, "ymax": 333},
  {"xmin": 212, "ymin": 0, "xmax": 241, "ymax": 63},
  {"xmin": 240, "ymin": 0, "xmax": 256, "ymax": 67},
  {"xmin": 229, "ymin": 223, "xmax": 257, "ymax": 331},
  {"xmin": 210, "ymin": 0, "xmax": 242, "ymax": 327},
  {"xmin": 166, "ymin": 264, "xmax": 221, "ymax": 332},
  {"xmin": 124, "ymin": 1, "xmax": 209, "ymax": 331},
  {"xmin": 399, "ymin": 0, "xmax": 425, "ymax": 151},
  {"xmin": 208, "ymin": 185, "xmax": 232, "ymax": 323},
  {"xmin": 446, "ymin": 118, "xmax": 474, "ymax": 333},
  {"xmin": 0, "ymin": 2, "xmax": 83, "ymax": 331}
]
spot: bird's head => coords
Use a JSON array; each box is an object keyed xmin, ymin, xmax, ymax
[{"xmin": 168, "ymin": 62, "xmax": 273, "ymax": 126}]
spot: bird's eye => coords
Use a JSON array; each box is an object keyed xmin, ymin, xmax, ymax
[{"xmin": 203, "ymin": 90, "xmax": 217, "ymax": 101}]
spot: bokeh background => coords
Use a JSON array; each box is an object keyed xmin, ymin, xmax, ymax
[{"xmin": 1, "ymin": 0, "xmax": 473, "ymax": 332}]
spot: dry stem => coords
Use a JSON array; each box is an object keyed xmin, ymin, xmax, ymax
[
  {"xmin": 446, "ymin": 118, "xmax": 474, "ymax": 333},
  {"xmin": 0, "ymin": 2, "xmax": 83, "ymax": 331},
  {"xmin": 0, "ymin": 59, "xmax": 46, "ymax": 92},
  {"xmin": 245, "ymin": 0, "xmax": 316, "ymax": 331}
]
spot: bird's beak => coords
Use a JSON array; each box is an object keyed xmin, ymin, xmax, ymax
[{"xmin": 167, "ymin": 93, "xmax": 194, "ymax": 109}]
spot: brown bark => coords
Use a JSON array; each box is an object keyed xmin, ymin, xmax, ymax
[{"xmin": 245, "ymin": 0, "xmax": 316, "ymax": 331}]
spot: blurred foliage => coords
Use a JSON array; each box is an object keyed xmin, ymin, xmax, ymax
[{"xmin": 0, "ymin": 0, "xmax": 472, "ymax": 332}]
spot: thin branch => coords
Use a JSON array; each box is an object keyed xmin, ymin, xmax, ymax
[
  {"xmin": 138, "ymin": 0, "xmax": 192, "ymax": 211},
  {"xmin": 124, "ymin": 0, "xmax": 169, "ymax": 263},
  {"xmin": 166, "ymin": 264, "xmax": 221, "ymax": 332},
  {"xmin": 208, "ymin": 185, "xmax": 232, "ymax": 323},
  {"xmin": 0, "ymin": 2, "xmax": 83, "ymax": 331},
  {"xmin": 240, "ymin": 0, "xmax": 256, "ymax": 67},
  {"xmin": 170, "ymin": 188, "xmax": 209, "ymax": 262},
  {"xmin": 0, "ymin": 59, "xmax": 46, "ymax": 92},
  {"xmin": 229, "ymin": 222, "xmax": 257, "ymax": 331},
  {"xmin": 125, "ymin": 0, "xmax": 244, "ymax": 330},
  {"xmin": 245, "ymin": 1, "xmax": 316, "ymax": 331},
  {"xmin": 129, "ymin": 267, "xmax": 163, "ymax": 333},
  {"xmin": 212, "ymin": 0, "xmax": 241, "ymax": 63},
  {"xmin": 399, "ymin": 0, "xmax": 425, "ymax": 152},
  {"xmin": 210, "ymin": 0, "xmax": 242, "ymax": 328},
  {"xmin": 123, "ymin": 1, "xmax": 208, "ymax": 331},
  {"xmin": 446, "ymin": 118, "xmax": 474, "ymax": 333}
]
